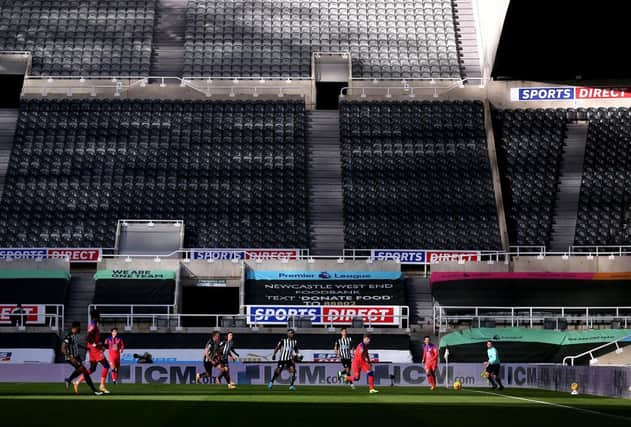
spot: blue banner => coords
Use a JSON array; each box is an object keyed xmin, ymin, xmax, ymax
[
  {"xmin": 370, "ymin": 250, "xmax": 426, "ymax": 264},
  {"xmin": 247, "ymin": 306, "xmax": 323, "ymax": 324},
  {"xmin": 246, "ymin": 270, "xmax": 402, "ymax": 281},
  {"xmin": 191, "ymin": 250, "xmax": 246, "ymax": 260},
  {"xmin": 0, "ymin": 248, "xmax": 47, "ymax": 260},
  {"xmin": 510, "ymin": 87, "xmax": 574, "ymax": 101}
]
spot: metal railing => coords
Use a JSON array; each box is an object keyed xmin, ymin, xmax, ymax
[
  {"xmin": 562, "ymin": 333, "xmax": 631, "ymax": 366},
  {"xmin": 88, "ymin": 304, "xmax": 174, "ymax": 331},
  {"xmin": 1, "ymin": 304, "xmax": 64, "ymax": 331},
  {"xmin": 340, "ymin": 78, "xmax": 466, "ymax": 99},
  {"xmin": 433, "ymin": 305, "xmax": 631, "ymax": 332}
]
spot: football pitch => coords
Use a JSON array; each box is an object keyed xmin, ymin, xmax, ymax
[{"xmin": 1, "ymin": 384, "xmax": 630, "ymax": 427}]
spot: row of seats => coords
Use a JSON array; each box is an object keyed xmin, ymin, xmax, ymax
[
  {"xmin": 0, "ymin": 0, "xmax": 155, "ymax": 76},
  {"xmin": 0, "ymin": 99, "xmax": 309, "ymax": 249},
  {"xmin": 493, "ymin": 109, "xmax": 568, "ymax": 247},
  {"xmin": 340, "ymin": 100, "xmax": 501, "ymax": 249},
  {"xmin": 184, "ymin": 0, "xmax": 462, "ymax": 78},
  {"xmin": 575, "ymin": 108, "xmax": 631, "ymax": 246}
]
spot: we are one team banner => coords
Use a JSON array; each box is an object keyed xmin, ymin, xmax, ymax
[{"xmin": 511, "ymin": 86, "xmax": 631, "ymax": 101}]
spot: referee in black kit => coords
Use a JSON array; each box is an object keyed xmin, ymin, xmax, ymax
[{"xmin": 334, "ymin": 328, "xmax": 355, "ymax": 389}]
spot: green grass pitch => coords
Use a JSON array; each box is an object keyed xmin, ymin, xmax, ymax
[{"xmin": 1, "ymin": 384, "xmax": 630, "ymax": 427}]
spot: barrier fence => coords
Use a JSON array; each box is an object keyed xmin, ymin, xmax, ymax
[
  {"xmin": 0, "ymin": 304, "xmax": 64, "ymax": 331},
  {"xmin": 434, "ymin": 305, "xmax": 631, "ymax": 333}
]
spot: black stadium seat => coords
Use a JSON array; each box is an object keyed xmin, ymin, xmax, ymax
[
  {"xmin": 339, "ymin": 100, "xmax": 501, "ymax": 249},
  {"xmin": 0, "ymin": 99, "xmax": 309, "ymax": 249}
]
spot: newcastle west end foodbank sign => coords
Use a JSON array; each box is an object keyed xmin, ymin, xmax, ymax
[{"xmin": 510, "ymin": 86, "xmax": 631, "ymax": 101}]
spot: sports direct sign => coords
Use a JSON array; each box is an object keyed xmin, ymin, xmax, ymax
[
  {"xmin": 0, "ymin": 248, "xmax": 101, "ymax": 263},
  {"xmin": 511, "ymin": 86, "xmax": 631, "ymax": 101},
  {"xmin": 370, "ymin": 250, "xmax": 480, "ymax": 265},
  {"xmin": 191, "ymin": 249, "xmax": 299, "ymax": 261},
  {"xmin": 0, "ymin": 304, "xmax": 46, "ymax": 325},
  {"xmin": 246, "ymin": 305, "xmax": 401, "ymax": 326}
]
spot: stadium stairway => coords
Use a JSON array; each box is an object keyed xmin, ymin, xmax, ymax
[
  {"xmin": 549, "ymin": 122, "xmax": 589, "ymax": 252},
  {"xmin": 452, "ymin": 0, "xmax": 483, "ymax": 84},
  {"xmin": 405, "ymin": 274, "xmax": 434, "ymax": 329},
  {"xmin": 307, "ymin": 111, "xmax": 345, "ymax": 256},
  {"xmin": 0, "ymin": 108, "xmax": 18, "ymax": 202},
  {"xmin": 150, "ymin": 0, "xmax": 187, "ymax": 78},
  {"xmin": 64, "ymin": 269, "xmax": 96, "ymax": 327}
]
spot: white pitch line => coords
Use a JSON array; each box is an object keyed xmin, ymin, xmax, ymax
[{"xmin": 469, "ymin": 389, "xmax": 631, "ymax": 423}]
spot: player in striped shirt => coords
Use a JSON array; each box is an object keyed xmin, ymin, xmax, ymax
[
  {"xmin": 268, "ymin": 329, "xmax": 301, "ymax": 391},
  {"xmin": 195, "ymin": 331, "xmax": 222, "ymax": 383},
  {"xmin": 334, "ymin": 328, "xmax": 355, "ymax": 388},
  {"xmin": 61, "ymin": 322, "xmax": 102, "ymax": 396},
  {"xmin": 217, "ymin": 332, "xmax": 239, "ymax": 389}
]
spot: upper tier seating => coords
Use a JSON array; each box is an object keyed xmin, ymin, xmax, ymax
[
  {"xmin": 340, "ymin": 100, "xmax": 501, "ymax": 249},
  {"xmin": 0, "ymin": 0, "xmax": 156, "ymax": 76},
  {"xmin": 0, "ymin": 99, "xmax": 309, "ymax": 249},
  {"xmin": 493, "ymin": 109, "xmax": 568, "ymax": 247},
  {"xmin": 575, "ymin": 108, "xmax": 631, "ymax": 246},
  {"xmin": 184, "ymin": 0, "xmax": 461, "ymax": 79}
]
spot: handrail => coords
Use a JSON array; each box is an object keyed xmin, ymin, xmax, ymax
[
  {"xmin": 562, "ymin": 333, "xmax": 631, "ymax": 366},
  {"xmin": 1, "ymin": 303, "xmax": 64, "ymax": 331}
]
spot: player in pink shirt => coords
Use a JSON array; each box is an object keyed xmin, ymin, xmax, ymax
[
  {"xmin": 422, "ymin": 336, "xmax": 439, "ymax": 390},
  {"xmin": 105, "ymin": 328, "xmax": 125, "ymax": 384}
]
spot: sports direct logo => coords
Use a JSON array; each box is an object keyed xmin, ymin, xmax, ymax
[
  {"xmin": 0, "ymin": 304, "xmax": 45, "ymax": 325},
  {"xmin": 511, "ymin": 86, "xmax": 631, "ymax": 101},
  {"xmin": 247, "ymin": 305, "xmax": 400, "ymax": 325},
  {"xmin": 245, "ymin": 250, "xmax": 299, "ymax": 260},
  {"xmin": 426, "ymin": 251, "xmax": 480, "ymax": 264},
  {"xmin": 0, "ymin": 248, "xmax": 101, "ymax": 262},
  {"xmin": 323, "ymin": 306, "xmax": 399, "ymax": 325}
]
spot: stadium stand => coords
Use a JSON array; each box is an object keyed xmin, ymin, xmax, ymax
[
  {"xmin": 493, "ymin": 108, "xmax": 568, "ymax": 247},
  {"xmin": 0, "ymin": 0, "xmax": 156, "ymax": 76},
  {"xmin": 574, "ymin": 107, "xmax": 631, "ymax": 246},
  {"xmin": 0, "ymin": 98, "xmax": 309, "ymax": 249},
  {"xmin": 339, "ymin": 100, "xmax": 500, "ymax": 249},
  {"xmin": 184, "ymin": 0, "xmax": 462, "ymax": 79}
]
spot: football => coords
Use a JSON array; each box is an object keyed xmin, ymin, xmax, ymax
[{"xmin": 453, "ymin": 381, "xmax": 462, "ymax": 391}]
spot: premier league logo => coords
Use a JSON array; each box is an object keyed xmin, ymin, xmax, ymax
[{"xmin": 318, "ymin": 272, "xmax": 331, "ymax": 279}]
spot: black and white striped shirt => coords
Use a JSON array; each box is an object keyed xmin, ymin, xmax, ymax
[
  {"xmin": 63, "ymin": 333, "xmax": 80, "ymax": 360},
  {"xmin": 276, "ymin": 338, "xmax": 298, "ymax": 361},
  {"xmin": 334, "ymin": 337, "xmax": 353, "ymax": 360},
  {"xmin": 221, "ymin": 340, "xmax": 239, "ymax": 361}
]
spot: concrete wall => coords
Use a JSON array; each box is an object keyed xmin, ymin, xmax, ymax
[
  {"xmin": 431, "ymin": 255, "xmax": 631, "ymax": 273},
  {"xmin": 0, "ymin": 259, "xmax": 69, "ymax": 272},
  {"xmin": 180, "ymin": 260, "xmax": 242, "ymax": 287}
]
